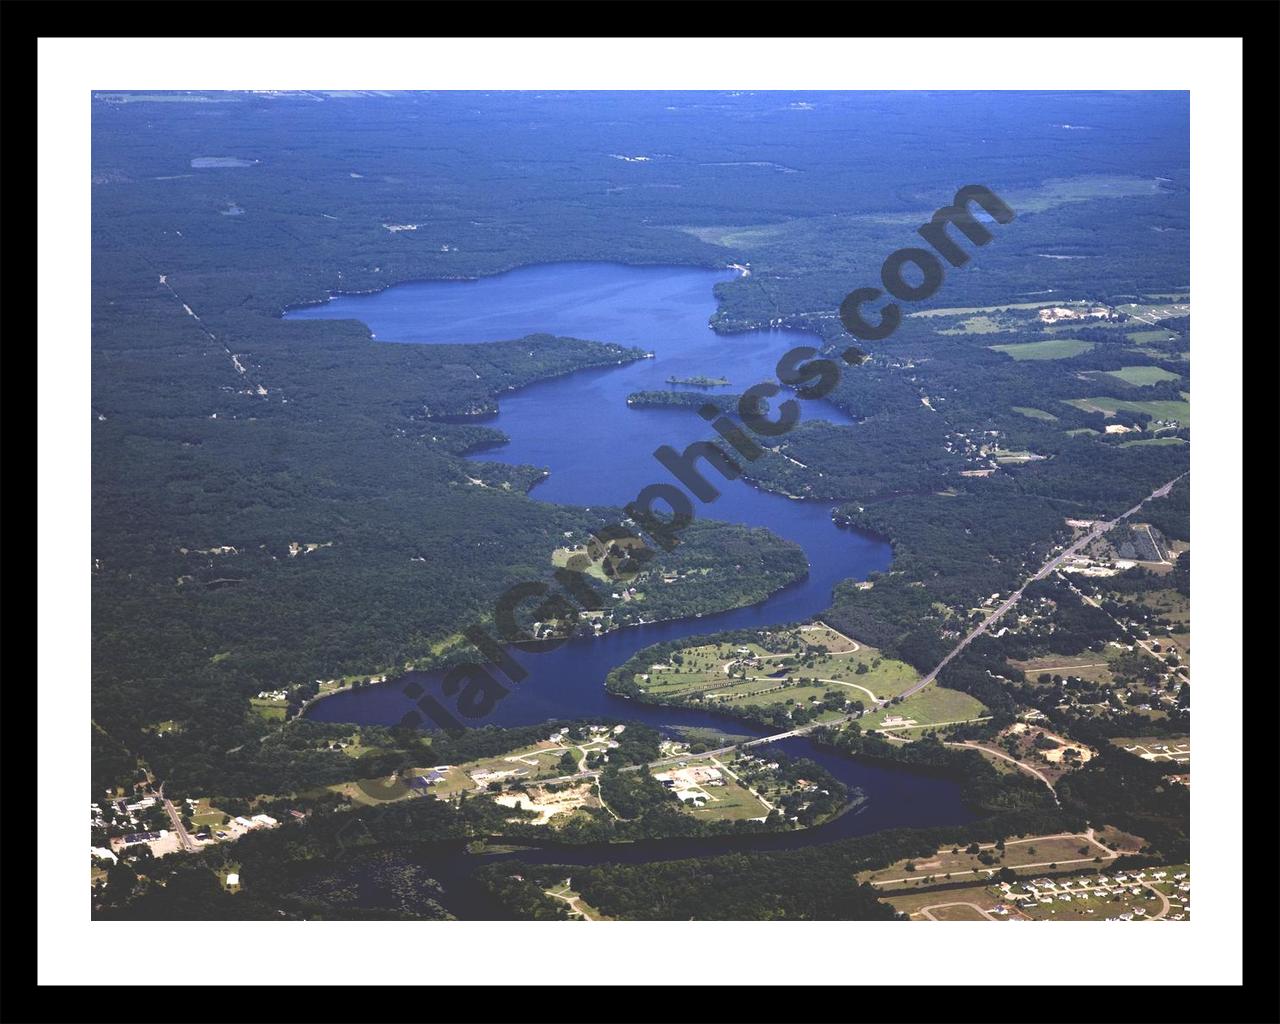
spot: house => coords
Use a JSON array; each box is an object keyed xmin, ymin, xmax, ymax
[
  {"xmin": 225, "ymin": 873, "xmax": 240, "ymax": 887},
  {"xmin": 251, "ymin": 814, "xmax": 279, "ymax": 828}
]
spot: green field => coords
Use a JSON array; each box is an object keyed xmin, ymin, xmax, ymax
[
  {"xmin": 637, "ymin": 630, "xmax": 920, "ymax": 707},
  {"xmin": 1011, "ymin": 406, "xmax": 1059, "ymax": 421},
  {"xmin": 880, "ymin": 883, "xmax": 1005, "ymax": 917},
  {"xmin": 863, "ymin": 833, "xmax": 1108, "ymax": 887},
  {"xmin": 989, "ymin": 338, "xmax": 1095, "ymax": 361},
  {"xmin": 1066, "ymin": 397, "xmax": 1191, "ymax": 427},
  {"xmin": 249, "ymin": 698, "xmax": 286, "ymax": 722},
  {"xmin": 189, "ymin": 798, "xmax": 231, "ymax": 830},
  {"xmin": 1126, "ymin": 329, "xmax": 1180, "ymax": 344},
  {"xmin": 1101, "ymin": 366, "xmax": 1183, "ymax": 386},
  {"xmin": 1120, "ymin": 437, "xmax": 1187, "ymax": 448},
  {"xmin": 675, "ymin": 773, "xmax": 771, "ymax": 822},
  {"xmin": 937, "ymin": 314, "xmax": 1019, "ymax": 336},
  {"xmin": 861, "ymin": 685, "xmax": 987, "ymax": 732},
  {"xmin": 1014, "ymin": 653, "xmax": 1113, "ymax": 685}
]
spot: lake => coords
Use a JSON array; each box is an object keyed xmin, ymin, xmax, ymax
[{"xmin": 285, "ymin": 262, "xmax": 971, "ymax": 866}]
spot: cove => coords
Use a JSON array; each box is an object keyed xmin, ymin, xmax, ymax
[{"xmin": 286, "ymin": 262, "xmax": 969, "ymax": 843}]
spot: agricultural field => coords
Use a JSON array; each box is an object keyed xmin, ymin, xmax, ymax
[
  {"xmin": 1066, "ymin": 396, "xmax": 1190, "ymax": 427},
  {"xmin": 1101, "ymin": 365, "xmax": 1183, "ymax": 386},
  {"xmin": 988, "ymin": 338, "xmax": 1095, "ymax": 361},
  {"xmin": 861, "ymin": 686, "xmax": 988, "ymax": 733}
]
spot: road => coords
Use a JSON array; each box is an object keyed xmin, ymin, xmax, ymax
[
  {"xmin": 917, "ymin": 902, "xmax": 1002, "ymax": 921},
  {"xmin": 158, "ymin": 783, "xmax": 196, "ymax": 853},
  {"xmin": 879, "ymin": 731, "xmax": 1058, "ymax": 800},
  {"xmin": 896, "ymin": 473, "xmax": 1186, "ymax": 702},
  {"xmin": 946, "ymin": 741, "xmax": 1059, "ymax": 801}
]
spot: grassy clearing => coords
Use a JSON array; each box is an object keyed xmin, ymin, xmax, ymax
[
  {"xmin": 1126, "ymin": 329, "xmax": 1180, "ymax": 344},
  {"xmin": 1066, "ymin": 397, "xmax": 1190, "ymax": 427},
  {"xmin": 989, "ymin": 338, "xmax": 1095, "ymax": 361},
  {"xmin": 678, "ymin": 773, "xmax": 771, "ymax": 823},
  {"xmin": 637, "ymin": 629, "xmax": 919, "ymax": 705},
  {"xmin": 551, "ymin": 545, "xmax": 611, "ymax": 582},
  {"xmin": 863, "ymin": 833, "xmax": 1111, "ymax": 888},
  {"xmin": 937, "ymin": 314, "xmax": 1018, "ymax": 335},
  {"xmin": 249, "ymin": 698, "xmax": 286, "ymax": 722},
  {"xmin": 1011, "ymin": 406, "xmax": 1059, "ymax": 421},
  {"xmin": 1013, "ymin": 654, "xmax": 1113, "ymax": 685},
  {"xmin": 1131, "ymin": 588, "xmax": 1189, "ymax": 628},
  {"xmin": 862, "ymin": 686, "xmax": 987, "ymax": 731},
  {"xmin": 189, "ymin": 798, "xmax": 231, "ymax": 830},
  {"xmin": 882, "ymin": 882, "xmax": 1005, "ymax": 917},
  {"xmin": 928, "ymin": 904, "xmax": 994, "ymax": 921},
  {"xmin": 1101, "ymin": 366, "xmax": 1183, "ymax": 386}
]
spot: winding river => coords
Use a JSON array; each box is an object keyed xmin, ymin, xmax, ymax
[{"xmin": 285, "ymin": 263, "xmax": 971, "ymax": 885}]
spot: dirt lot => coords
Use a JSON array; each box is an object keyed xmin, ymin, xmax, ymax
[{"xmin": 493, "ymin": 782, "xmax": 598, "ymax": 825}]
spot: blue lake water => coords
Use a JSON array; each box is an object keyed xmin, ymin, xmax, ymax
[{"xmin": 285, "ymin": 262, "xmax": 970, "ymax": 853}]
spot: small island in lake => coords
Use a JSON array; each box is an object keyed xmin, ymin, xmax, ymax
[{"xmin": 667, "ymin": 374, "xmax": 730, "ymax": 387}]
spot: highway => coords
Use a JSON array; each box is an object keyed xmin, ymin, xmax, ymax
[{"xmin": 895, "ymin": 473, "xmax": 1186, "ymax": 702}]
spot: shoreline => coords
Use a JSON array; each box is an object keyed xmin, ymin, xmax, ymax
[{"xmin": 276, "ymin": 257, "xmax": 742, "ymax": 322}]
